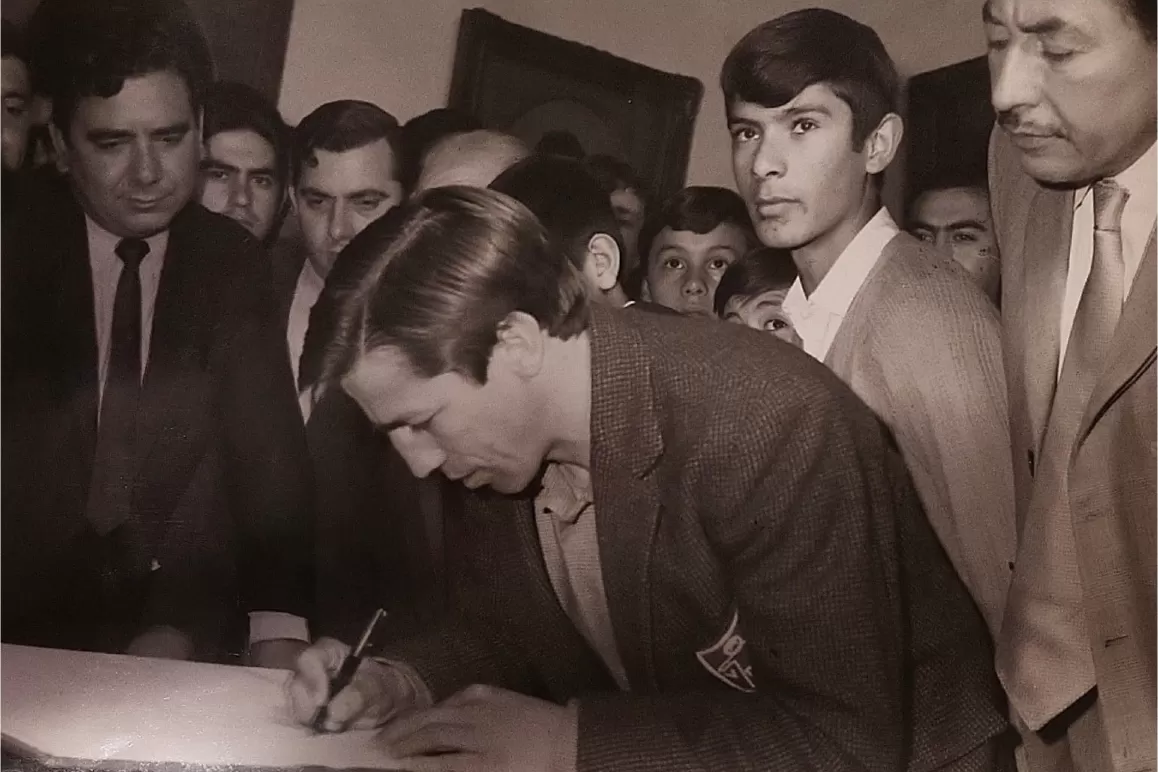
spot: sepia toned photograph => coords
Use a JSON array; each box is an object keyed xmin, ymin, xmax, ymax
[{"xmin": 1, "ymin": 0, "xmax": 1154, "ymax": 769}]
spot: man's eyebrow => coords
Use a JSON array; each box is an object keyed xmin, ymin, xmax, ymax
[
  {"xmin": 947, "ymin": 219, "xmax": 989, "ymax": 231},
  {"xmin": 781, "ymin": 103, "xmax": 833, "ymax": 119},
  {"xmin": 298, "ymin": 186, "xmax": 335, "ymax": 199},
  {"xmin": 343, "ymin": 188, "xmax": 392, "ymax": 199},
  {"xmin": 150, "ymin": 122, "xmax": 192, "ymax": 137},
  {"xmin": 754, "ymin": 299, "xmax": 783, "ymax": 310},
  {"xmin": 202, "ymin": 159, "xmax": 240, "ymax": 173},
  {"xmin": 85, "ymin": 129, "xmax": 134, "ymax": 142}
]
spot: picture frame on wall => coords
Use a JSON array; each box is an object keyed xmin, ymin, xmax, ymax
[{"xmin": 448, "ymin": 8, "xmax": 704, "ymax": 202}]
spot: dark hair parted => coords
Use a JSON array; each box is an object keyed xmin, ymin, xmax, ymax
[
  {"xmin": 31, "ymin": 0, "xmax": 213, "ymax": 137},
  {"xmin": 292, "ymin": 100, "xmax": 403, "ymax": 186},
  {"xmin": 721, "ymin": 8, "xmax": 899, "ymax": 146},
  {"xmin": 490, "ymin": 154, "xmax": 624, "ymax": 281},
  {"xmin": 638, "ymin": 186, "xmax": 756, "ymax": 268},
  {"xmin": 202, "ymin": 81, "xmax": 290, "ymax": 183},
  {"xmin": 713, "ymin": 246, "xmax": 798, "ymax": 316},
  {"xmin": 309, "ymin": 186, "xmax": 590, "ymax": 392}
]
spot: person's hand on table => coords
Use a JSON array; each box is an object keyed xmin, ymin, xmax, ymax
[
  {"xmin": 378, "ymin": 684, "xmax": 577, "ymax": 772},
  {"xmin": 249, "ymin": 637, "xmax": 309, "ymax": 670},
  {"xmin": 125, "ymin": 625, "xmax": 194, "ymax": 660},
  {"xmin": 287, "ymin": 637, "xmax": 423, "ymax": 732}
]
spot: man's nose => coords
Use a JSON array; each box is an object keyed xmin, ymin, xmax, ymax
[
  {"xmin": 389, "ymin": 429, "xmax": 446, "ymax": 478},
  {"xmin": 990, "ymin": 44, "xmax": 1040, "ymax": 118},
  {"xmin": 751, "ymin": 134, "xmax": 786, "ymax": 179},
  {"xmin": 131, "ymin": 142, "xmax": 162, "ymax": 186},
  {"xmin": 328, "ymin": 203, "xmax": 357, "ymax": 243},
  {"xmin": 229, "ymin": 177, "xmax": 252, "ymax": 208}
]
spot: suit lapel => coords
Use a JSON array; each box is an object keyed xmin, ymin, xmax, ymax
[
  {"xmin": 587, "ymin": 307, "xmax": 665, "ymax": 689},
  {"xmin": 1078, "ymin": 229, "xmax": 1157, "ymax": 442},
  {"xmin": 132, "ymin": 211, "xmax": 213, "ymax": 519},
  {"xmin": 1021, "ymin": 186, "xmax": 1073, "ymax": 454}
]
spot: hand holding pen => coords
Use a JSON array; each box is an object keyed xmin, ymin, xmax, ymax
[{"xmin": 288, "ymin": 609, "xmax": 417, "ymax": 733}]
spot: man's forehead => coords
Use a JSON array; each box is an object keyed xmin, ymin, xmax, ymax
[
  {"xmin": 728, "ymin": 83, "xmax": 847, "ymax": 121},
  {"xmin": 299, "ymin": 140, "xmax": 399, "ymax": 190},
  {"xmin": 206, "ymin": 129, "xmax": 276, "ymax": 168},
  {"xmin": 345, "ymin": 346, "xmax": 430, "ymax": 411},
  {"xmin": 71, "ymin": 70, "xmax": 195, "ymax": 129},
  {"xmin": 983, "ymin": 0, "xmax": 1104, "ymax": 30}
]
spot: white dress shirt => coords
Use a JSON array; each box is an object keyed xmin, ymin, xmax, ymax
[
  {"xmin": 87, "ymin": 217, "xmax": 308, "ymax": 646},
  {"xmin": 782, "ymin": 207, "xmax": 901, "ymax": 362},
  {"xmin": 287, "ymin": 259, "xmax": 326, "ymax": 422},
  {"xmin": 87, "ymin": 218, "xmax": 167, "ymax": 406},
  {"xmin": 1058, "ymin": 142, "xmax": 1157, "ymax": 374}
]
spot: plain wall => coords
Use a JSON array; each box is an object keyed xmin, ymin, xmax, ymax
[{"xmin": 278, "ymin": 0, "xmax": 988, "ymax": 190}]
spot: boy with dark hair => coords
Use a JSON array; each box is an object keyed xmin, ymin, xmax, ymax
[
  {"xmin": 638, "ymin": 186, "xmax": 756, "ymax": 317},
  {"xmin": 199, "ymin": 81, "xmax": 291, "ymax": 245},
  {"xmin": 490, "ymin": 154, "xmax": 630, "ymax": 307},
  {"xmin": 723, "ymin": 9, "xmax": 1016, "ymax": 653},
  {"xmin": 714, "ymin": 246, "xmax": 801, "ymax": 346}
]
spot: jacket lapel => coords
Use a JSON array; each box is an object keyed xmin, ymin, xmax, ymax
[
  {"xmin": 587, "ymin": 307, "xmax": 665, "ymax": 689},
  {"xmin": 1078, "ymin": 228, "xmax": 1157, "ymax": 442},
  {"xmin": 132, "ymin": 210, "xmax": 213, "ymax": 523},
  {"xmin": 1021, "ymin": 186, "xmax": 1073, "ymax": 454}
]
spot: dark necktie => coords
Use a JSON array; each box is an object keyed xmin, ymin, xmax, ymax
[{"xmin": 85, "ymin": 237, "xmax": 150, "ymax": 535}]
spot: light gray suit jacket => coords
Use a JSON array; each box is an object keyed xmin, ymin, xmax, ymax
[{"xmin": 989, "ymin": 128, "xmax": 1156, "ymax": 772}]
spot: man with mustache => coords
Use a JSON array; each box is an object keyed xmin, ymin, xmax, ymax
[
  {"xmin": 2, "ymin": 0, "xmax": 313, "ymax": 667},
  {"xmin": 723, "ymin": 9, "xmax": 1017, "ymax": 639},
  {"xmin": 984, "ymin": 0, "xmax": 1156, "ymax": 768}
]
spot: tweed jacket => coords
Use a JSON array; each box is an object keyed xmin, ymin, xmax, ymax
[
  {"xmin": 1, "ymin": 175, "xmax": 314, "ymax": 659},
  {"xmin": 988, "ymin": 129, "xmax": 1156, "ymax": 772},
  {"xmin": 379, "ymin": 304, "xmax": 1009, "ymax": 771},
  {"xmin": 825, "ymin": 231, "xmax": 1017, "ymax": 636}
]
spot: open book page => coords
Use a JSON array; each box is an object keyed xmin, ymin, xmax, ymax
[{"xmin": 0, "ymin": 644, "xmax": 404, "ymax": 770}]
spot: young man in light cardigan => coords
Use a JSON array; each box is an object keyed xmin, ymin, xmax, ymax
[{"xmin": 723, "ymin": 9, "xmax": 1017, "ymax": 638}]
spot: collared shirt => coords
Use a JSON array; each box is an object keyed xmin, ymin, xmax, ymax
[
  {"xmin": 782, "ymin": 207, "xmax": 900, "ymax": 362},
  {"xmin": 533, "ymin": 462, "xmax": 630, "ymax": 691},
  {"xmin": 87, "ymin": 216, "xmax": 308, "ymax": 646},
  {"xmin": 287, "ymin": 258, "xmax": 326, "ymax": 422},
  {"xmin": 87, "ymin": 217, "xmax": 167, "ymax": 407},
  {"xmin": 1059, "ymin": 142, "xmax": 1157, "ymax": 374}
]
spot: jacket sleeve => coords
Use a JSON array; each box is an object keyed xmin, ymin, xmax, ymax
[
  {"xmin": 216, "ymin": 230, "xmax": 316, "ymax": 623},
  {"xmin": 873, "ymin": 270, "xmax": 1016, "ymax": 637}
]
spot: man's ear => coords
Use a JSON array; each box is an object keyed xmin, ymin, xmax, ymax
[
  {"xmin": 863, "ymin": 112, "xmax": 903, "ymax": 175},
  {"xmin": 586, "ymin": 233, "xmax": 621, "ymax": 292},
  {"xmin": 492, "ymin": 310, "xmax": 546, "ymax": 378},
  {"xmin": 47, "ymin": 119, "xmax": 69, "ymax": 173}
]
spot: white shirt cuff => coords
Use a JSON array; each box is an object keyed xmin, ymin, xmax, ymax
[{"xmin": 248, "ymin": 611, "xmax": 310, "ymax": 645}]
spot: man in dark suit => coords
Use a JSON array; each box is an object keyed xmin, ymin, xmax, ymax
[
  {"xmin": 286, "ymin": 187, "xmax": 1010, "ymax": 771},
  {"xmin": 271, "ymin": 99, "xmax": 443, "ymax": 645},
  {"xmin": 984, "ymin": 0, "xmax": 1155, "ymax": 769},
  {"xmin": 2, "ymin": 0, "xmax": 312, "ymax": 666}
]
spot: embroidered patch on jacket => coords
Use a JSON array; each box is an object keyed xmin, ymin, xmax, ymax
[{"xmin": 695, "ymin": 609, "xmax": 756, "ymax": 693}]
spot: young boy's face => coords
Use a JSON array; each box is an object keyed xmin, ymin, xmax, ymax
[
  {"xmin": 721, "ymin": 288, "xmax": 802, "ymax": 347},
  {"xmin": 728, "ymin": 83, "xmax": 877, "ymax": 257},
  {"xmin": 645, "ymin": 223, "xmax": 750, "ymax": 317}
]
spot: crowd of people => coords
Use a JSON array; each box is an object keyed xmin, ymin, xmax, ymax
[{"xmin": 1, "ymin": 0, "xmax": 1154, "ymax": 770}]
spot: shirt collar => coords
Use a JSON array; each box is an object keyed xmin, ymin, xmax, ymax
[
  {"xmin": 1073, "ymin": 141, "xmax": 1157, "ymax": 212},
  {"xmin": 85, "ymin": 216, "xmax": 170, "ymax": 268},
  {"xmin": 535, "ymin": 462, "xmax": 593, "ymax": 525},
  {"xmin": 788, "ymin": 207, "xmax": 899, "ymax": 319}
]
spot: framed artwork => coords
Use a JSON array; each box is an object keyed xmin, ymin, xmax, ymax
[
  {"xmin": 448, "ymin": 8, "xmax": 704, "ymax": 201},
  {"xmin": 904, "ymin": 55, "xmax": 995, "ymax": 214}
]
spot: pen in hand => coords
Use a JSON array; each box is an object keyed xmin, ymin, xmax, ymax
[{"xmin": 310, "ymin": 607, "xmax": 387, "ymax": 733}]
